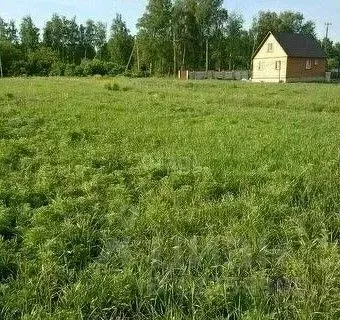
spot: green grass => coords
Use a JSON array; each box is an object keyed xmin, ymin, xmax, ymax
[{"xmin": 0, "ymin": 77, "xmax": 340, "ymax": 319}]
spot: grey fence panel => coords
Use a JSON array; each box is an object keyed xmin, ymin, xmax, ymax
[{"xmin": 186, "ymin": 70, "xmax": 249, "ymax": 80}]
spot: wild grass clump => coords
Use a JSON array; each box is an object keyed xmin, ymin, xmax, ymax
[
  {"xmin": 104, "ymin": 81, "xmax": 120, "ymax": 91},
  {"xmin": 0, "ymin": 78, "xmax": 339, "ymax": 319},
  {"xmin": 4, "ymin": 93, "xmax": 15, "ymax": 99}
]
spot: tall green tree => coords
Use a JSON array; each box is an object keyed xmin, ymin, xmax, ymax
[
  {"xmin": 278, "ymin": 11, "xmax": 315, "ymax": 37},
  {"xmin": 172, "ymin": 0, "xmax": 201, "ymax": 71},
  {"xmin": 85, "ymin": 19, "xmax": 96, "ymax": 59},
  {"xmin": 224, "ymin": 13, "xmax": 244, "ymax": 70},
  {"xmin": 137, "ymin": 0, "xmax": 173, "ymax": 74},
  {"xmin": 94, "ymin": 21, "xmax": 107, "ymax": 59},
  {"xmin": 20, "ymin": 16, "xmax": 39, "ymax": 53},
  {"xmin": 195, "ymin": 0, "xmax": 228, "ymax": 71},
  {"xmin": 63, "ymin": 17, "xmax": 80, "ymax": 63},
  {"xmin": 108, "ymin": 14, "xmax": 133, "ymax": 66},
  {"xmin": 0, "ymin": 17, "xmax": 8, "ymax": 40},
  {"xmin": 6, "ymin": 20, "xmax": 18, "ymax": 44},
  {"xmin": 43, "ymin": 14, "xmax": 63, "ymax": 56}
]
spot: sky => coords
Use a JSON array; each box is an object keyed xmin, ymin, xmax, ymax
[{"xmin": 1, "ymin": 0, "xmax": 339, "ymax": 42}]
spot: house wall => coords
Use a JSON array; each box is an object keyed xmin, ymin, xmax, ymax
[
  {"xmin": 286, "ymin": 57, "xmax": 326, "ymax": 82},
  {"xmin": 252, "ymin": 34, "xmax": 288, "ymax": 83}
]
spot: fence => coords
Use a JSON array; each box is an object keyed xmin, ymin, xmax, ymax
[{"xmin": 178, "ymin": 70, "xmax": 250, "ymax": 81}]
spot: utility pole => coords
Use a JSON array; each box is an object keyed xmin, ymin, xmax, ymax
[
  {"xmin": 0, "ymin": 54, "xmax": 3, "ymax": 78},
  {"xmin": 136, "ymin": 36, "xmax": 140, "ymax": 72},
  {"xmin": 250, "ymin": 32, "xmax": 258, "ymax": 76},
  {"xmin": 126, "ymin": 36, "xmax": 139, "ymax": 73},
  {"xmin": 325, "ymin": 22, "xmax": 332, "ymax": 40},
  {"xmin": 324, "ymin": 22, "xmax": 332, "ymax": 57},
  {"xmin": 205, "ymin": 38, "xmax": 209, "ymax": 73},
  {"xmin": 173, "ymin": 30, "xmax": 177, "ymax": 77}
]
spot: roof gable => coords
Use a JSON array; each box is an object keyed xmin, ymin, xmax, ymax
[{"xmin": 253, "ymin": 32, "xmax": 287, "ymax": 59}]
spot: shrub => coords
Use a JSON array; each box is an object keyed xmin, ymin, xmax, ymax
[
  {"xmin": 49, "ymin": 62, "xmax": 66, "ymax": 76},
  {"xmin": 74, "ymin": 65, "xmax": 85, "ymax": 76},
  {"xmin": 8, "ymin": 60, "xmax": 28, "ymax": 77},
  {"xmin": 64, "ymin": 64, "xmax": 76, "ymax": 77},
  {"xmin": 82, "ymin": 59, "xmax": 106, "ymax": 76},
  {"xmin": 105, "ymin": 62, "xmax": 125, "ymax": 76},
  {"xmin": 27, "ymin": 47, "xmax": 58, "ymax": 76}
]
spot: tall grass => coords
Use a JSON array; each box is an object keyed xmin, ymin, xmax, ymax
[{"xmin": 0, "ymin": 77, "xmax": 339, "ymax": 319}]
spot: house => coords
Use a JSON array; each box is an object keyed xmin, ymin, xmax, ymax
[{"xmin": 252, "ymin": 32, "xmax": 326, "ymax": 83}]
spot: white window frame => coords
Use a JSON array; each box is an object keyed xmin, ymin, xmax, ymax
[
  {"xmin": 267, "ymin": 43, "xmax": 273, "ymax": 53},
  {"xmin": 306, "ymin": 59, "xmax": 312, "ymax": 70},
  {"xmin": 275, "ymin": 61, "xmax": 281, "ymax": 70},
  {"xmin": 314, "ymin": 59, "xmax": 319, "ymax": 66},
  {"xmin": 257, "ymin": 61, "xmax": 263, "ymax": 70}
]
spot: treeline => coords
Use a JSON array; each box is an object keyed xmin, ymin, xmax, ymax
[{"xmin": 0, "ymin": 0, "xmax": 339, "ymax": 77}]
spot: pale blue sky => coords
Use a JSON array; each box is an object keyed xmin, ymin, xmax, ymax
[{"xmin": 1, "ymin": 0, "xmax": 339, "ymax": 42}]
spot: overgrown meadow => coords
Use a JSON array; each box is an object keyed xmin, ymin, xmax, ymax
[{"xmin": 0, "ymin": 77, "xmax": 340, "ymax": 319}]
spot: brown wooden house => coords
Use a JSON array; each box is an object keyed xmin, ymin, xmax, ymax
[{"xmin": 252, "ymin": 32, "xmax": 326, "ymax": 83}]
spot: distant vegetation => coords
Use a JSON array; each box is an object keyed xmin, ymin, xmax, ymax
[
  {"xmin": 0, "ymin": 0, "xmax": 339, "ymax": 77},
  {"xmin": 0, "ymin": 77, "xmax": 340, "ymax": 319}
]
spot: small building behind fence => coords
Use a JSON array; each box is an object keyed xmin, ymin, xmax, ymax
[{"xmin": 178, "ymin": 70, "xmax": 250, "ymax": 81}]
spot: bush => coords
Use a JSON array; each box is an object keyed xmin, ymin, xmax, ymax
[
  {"xmin": 82, "ymin": 59, "xmax": 106, "ymax": 76},
  {"xmin": 0, "ymin": 40, "xmax": 23, "ymax": 76},
  {"xmin": 49, "ymin": 62, "xmax": 66, "ymax": 76},
  {"xmin": 27, "ymin": 47, "xmax": 58, "ymax": 76},
  {"xmin": 64, "ymin": 64, "xmax": 76, "ymax": 77},
  {"xmin": 8, "ymin": 60, "xmax": 28, "ymax": 77},
  {"xmin": 105, "ymin": 62, "xmax": 125, "ymax": 76},
  {"xmin": 74, "ymin": 65, "xmax": 85, "ymax": 77}
]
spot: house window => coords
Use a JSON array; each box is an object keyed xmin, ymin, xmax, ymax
[
  {"xmin": 258, "ymin": 61, "xmax": 263, "ymax": 70},
  {"xmin": 306, "ymin": 59, "xmax": 312, "ymax": 70},
  {"xmin": 315, "ymin": 59, "xmax": 319, "ymax": 65},
  {"xmin": 275, "ymin": 61, "xmax": 281, "ymax": 70},
  {"xmin": 267, "ymin": 43, "xmax": 273, "ymax": 52}
]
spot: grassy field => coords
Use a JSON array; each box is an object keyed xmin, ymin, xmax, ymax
[{"xmin": 0, "ymin": 77, "xmax": 340, "ymax": 319}]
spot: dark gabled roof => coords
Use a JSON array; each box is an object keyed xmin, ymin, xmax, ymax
[
  {"xmin": 273, "ymin": 32, "xmax": 325, "ymax": 58},
  {"xmin": 253, "ymin": 32, "xmax": 325, "ymax": 59}
]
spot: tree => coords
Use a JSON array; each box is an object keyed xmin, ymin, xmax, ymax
[
  {"xmin": 108, "ymin": 14, "xmax": 133, "ymax": 66},
  {"xmin": 195, "ymin": 0, "xmax": 228, "ymax": 71},
  {"xmin": 85, "ymin": 19, "xmax": 96, "ymax": 59},
  {"xmin": 6, "ymin": 20, "xmax": 18, "ymax": 44},
  {"xmin": 278, "ymin": 11, "xmax": 315, "ymax": 37},
  {"xmin": 0, "ymin": 40, "xmax": 22, "ymax": 75},
  {"xmin": 172, "ymin": 0, "xmax": 203, "ymax": 71},
  {"xmin": 20, "ymin": 16, "xmax": 39, "ymax": 53},
  {"xmin": 94, "ymin": 21, "xmax": 107, "ymax": 59},
  {"xmin": 0, "ymin": 17, "xmax": 8, "ymax": 40},
  {"xmin": 251, "ymin": 11, "xmax": 279, "ymax": 47},
  {"xmin": 43, "ymin": 14, "xmax": 63, "ymax": 56},
  {"xmin": 224, "ymin": 13, "xmax": 244, "ymax": 70},
  {"xmin": 63, "ymin": 17, "xmax": 80, "ymax": 63},
  {"xmin": 333, "ymin": 43, "xmax": 340, "ymax": 76},
  {"xmin": 27, "ymin": 46, "xmax": 58, "ymax": 75},
  {"xmin": 137, "ymin": 0, "xmax": 173, "ymax": 74}
]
